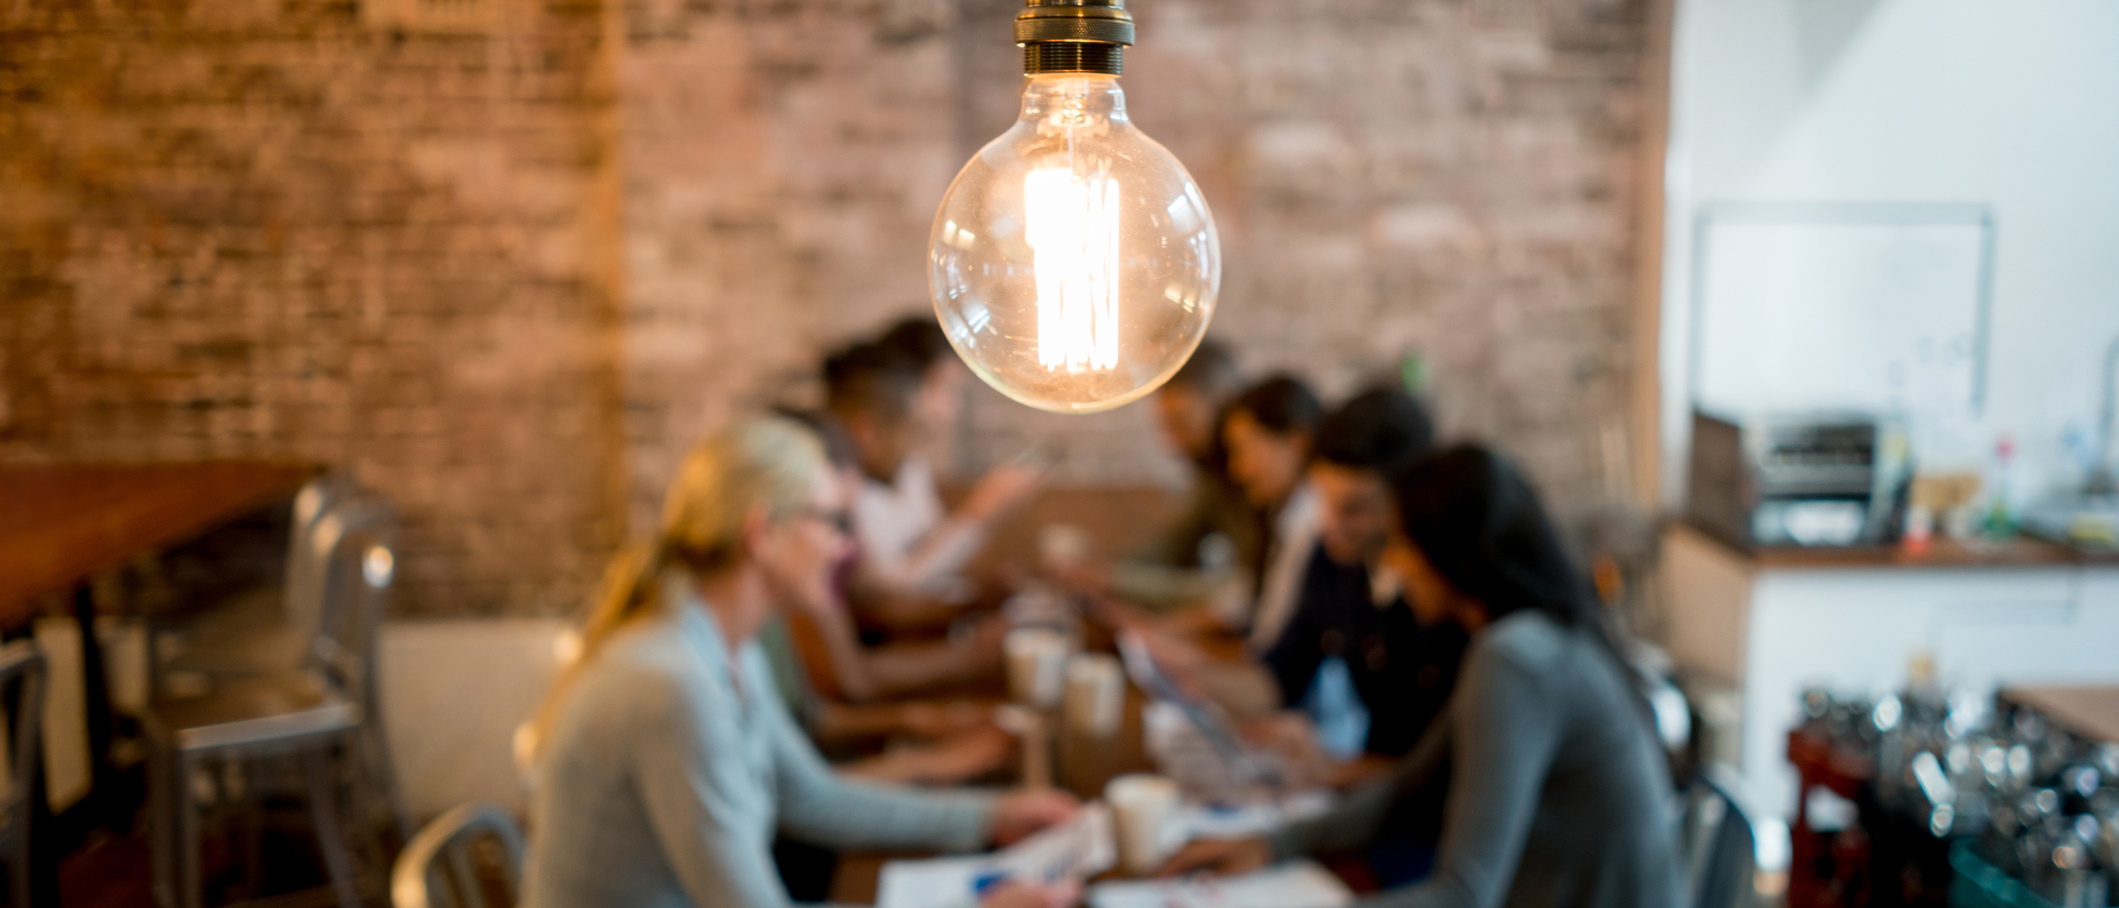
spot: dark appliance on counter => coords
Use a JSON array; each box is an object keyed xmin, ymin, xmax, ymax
[{"xmin": 1687, "ymin": 409, "xmax": 1909, "ymax": 547}]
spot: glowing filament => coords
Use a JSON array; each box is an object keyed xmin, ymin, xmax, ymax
[{"xmin": 1023, "ymin": 168, "xmax": 1120, "ymax": 373}]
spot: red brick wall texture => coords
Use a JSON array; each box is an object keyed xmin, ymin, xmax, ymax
[{"xmin": 1, "ymin": 0, "xmax": 1652, "ymax": 617}]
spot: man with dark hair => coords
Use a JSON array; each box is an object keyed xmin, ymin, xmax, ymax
[
  {"xmin": 824, "ymin": 340, "xmax": 1038, "ymax": 627},
  {"xmin": 824, "ymin": 342, "xmax": 928, "ymax": 489},
  {"xmin": 1260, "ymin": 387, "xmax": 1466, "ymax": 780},
  {"xmin": 1155, "ymin": 336, "xmax": 1243, "ymax": 467},
  {"xmin": 875, "ymin": 316, "xmax": 971, "ymax": 460}
]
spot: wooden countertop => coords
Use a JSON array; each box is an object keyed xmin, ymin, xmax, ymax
[
  {"xmin": 0, "ymin": 460, "xmax": 321, "ymax": 622},
  {"xmin": 1673, "ymin": 520, "xmax": 2115, "ymax": 571},
  {"xmin": 2001, "ymin": 685, "xmax": 2119, "ymax": 747}
]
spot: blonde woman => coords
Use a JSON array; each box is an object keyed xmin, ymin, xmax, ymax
[{"xmin": 524, "ymin": 417, "xmax": 1079, "ymax": 908}]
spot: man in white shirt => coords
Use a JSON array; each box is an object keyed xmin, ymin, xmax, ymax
[{"xmin": 825, "ymin": 339, "xmax": 1039, "ymax": 630}]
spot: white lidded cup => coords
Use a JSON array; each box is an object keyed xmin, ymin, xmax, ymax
[
  {"xmin": 1064, "ymin": 653, "xmax": 1125, "ymax": 738},
  {"xmin": 1004, "ymin": 627, "xmax": 1072, "ymax": 708},
  {"xmin": 1105, "ymin": 773, "xmax": 1181, "ymax": 876}
]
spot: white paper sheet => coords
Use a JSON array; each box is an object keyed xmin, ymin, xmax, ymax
[
  {"xmin": 1087, "ymin": 860, "xmax": 1354, "ymax": 908},
  {"xmin": 1170, "ymin": 789, "xmax": 1333, "ymax": 842},
  {"xmin": 878, "ymin": 804, "xmax": 1115, "ymax": 908}
]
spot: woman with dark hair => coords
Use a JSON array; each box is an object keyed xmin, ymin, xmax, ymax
[{"xmin": 1160, "ymin": 445, "xmax": 1683, "ymax": 908}]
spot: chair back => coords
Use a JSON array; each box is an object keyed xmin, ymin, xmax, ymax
[
  {"xmin": 391, "ymin": 803, "xmax": 525, "ymax": 908},
  {"xmin": 306, "ymin": 495, "xmax": 397, "ymax": 713},
  {"xmin": 285, "ymin": 474, "xmax": 360, "ymax": 643},
  {"xmin": 1680, "ymin": 765, "xmax": 1757, "ymax": 908},
  {"xmin": 0, "ymin": 643, "xmax": 44, "ymax": 842}
]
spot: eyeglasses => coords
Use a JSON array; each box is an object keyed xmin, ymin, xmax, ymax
[{"xmin": 795, "ymin": 506, "xmax": 853, "ymax": 536}]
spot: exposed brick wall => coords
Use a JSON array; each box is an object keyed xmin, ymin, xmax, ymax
[
  {"xmin": 2, "ymin": 0, "xmax": 1651, "ymax": 616},
  {"xmin": 0, "ymin": 0, "xmax": 629, "ymax": 616},
  {"xmin": 615, "ymin": 0, "xmax": 968, "ymax": 528}
]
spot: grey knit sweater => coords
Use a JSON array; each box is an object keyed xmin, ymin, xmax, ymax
[
  {"xmin": 1270, "ymin": 611, "xmax": 1683, "ymax": 908},
  {"xmin": 524, "ymin": 580, "xmax": 993, "ymax": 908}
]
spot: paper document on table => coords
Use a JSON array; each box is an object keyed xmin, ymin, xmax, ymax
[
  {"xmin": 877, "ymin": 804, "xmax": 1115, "ymax": 908},
  {"xmin": 1171, "ymin": 789, "xmax": 1334, "ymax": 841},
  {"xmin": 1086, "ymin": 860, "xmax": 1354, "ymax": 908}
]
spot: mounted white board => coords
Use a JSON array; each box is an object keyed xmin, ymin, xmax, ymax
[{"xmin": 1690, "ymin": 204, "xmax": 1994, "ymax": 457}]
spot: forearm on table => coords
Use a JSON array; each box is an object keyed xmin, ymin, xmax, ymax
[
  {"xmin": 848, "ymin": 582, "xmax": 973, "ymax": 633},
  {"xmin": 776, "ymin": 710, "xmax": 994, "ymax": 853},
  {"xmin": 787, "ymin": 611, "xmax": 875, "ymax": 702},
  {"xmin": 1108, "ymin": 561, "xmax": 1221, "ymax": 614},
  {"xmin": 1270, "ymin": 721, "xmax": 1451, "ymax": 859},
  {"xmin": 888, "ymin": 515, "xmax": 989, "ymax": 595},
  {"xmin": 864, "ymin": 640, "xmax": 991, "ymax": 698},
  {"xmin": 782, "ymin": 776, "xmax": 993, "ymax": 853},
  {"xmin": 809, "ymin": 701, "xmax": 910, "ymax": 743}
]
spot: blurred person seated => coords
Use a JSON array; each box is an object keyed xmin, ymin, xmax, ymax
[
  {"xmin": 1210, "ymin": 374, "xmax": 1324, "ymax": 649},
  {"xmin": 758, "ymin": 408, "xmax": 1011, "ymax": 784},
  {"xmin": 1088, "ymin": 374, "xmax": 1322, "ymax": 721},
  {"xmin": 1057, "ymin": 337, "xmax": 1263, "ymax": 613},
  {"xmin": 876, "ymin": 316, "xmax": 973, "ymax": 468},
  {"xmin": 1255, "ymin": 388, "xmax": 1469, "ymax": 790},
  {"xmin": 522, "ymin": 417, "xmax": 1078, "ymax": 908},
  {"xmin": 1159, "ymin": 445, "xmax": 1684, "ymax": 908},
  {"xmin": 825, "ymin": 341, "xmax": 1041, "ymax": 631}
]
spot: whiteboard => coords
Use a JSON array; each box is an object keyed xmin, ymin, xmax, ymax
[{"xmin": 1690, "ymin": 204, "xmax": 1993, "ymax": 453}]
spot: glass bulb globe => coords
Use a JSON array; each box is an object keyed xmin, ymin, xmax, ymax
[{"xmin": 929, "ymin": 73, "xmax": 1221, "ymax": 414}]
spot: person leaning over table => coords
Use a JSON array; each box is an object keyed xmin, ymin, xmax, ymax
[
  {"xmin": 1104, "ymin": 337, "xmax": 1263, "ymax": 612},
  {"xmin": 1159, "ymin": 445, "xmax": 1683, "ymax": 908},
  {"xmin": 521, "ymin": 417, "xmax": 1079, "ymax": 908},
  {"xmin": 1247, "ymin": 388, "xmax": 1470, "ymax": 819},
  {"xmin": 826, "ymin": 341, "xmax": 1042, "ymax": 631}
]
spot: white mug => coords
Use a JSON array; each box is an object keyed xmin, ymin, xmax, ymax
[
  {"xmin": 1105, "ymin": 773, "xmax": 1181, "ymax": 876},
  {"xmin": 1005, "ymin": 628, "xmax": 1071, "ymax": 708},
  {"xmin": 1064, "ymin": 653, "xmax": 1125, "ymax": 738}
]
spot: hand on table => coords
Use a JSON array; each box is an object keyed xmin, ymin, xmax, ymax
[
  {"xmin": 1239, "ymin": 712, "xmax": 1335, "ymax": 790},
  {"xmin": 979, "ymin": 880, "xmax": 1081, "ymax": 908},
  {"xmin": 898, "ymin": 700, "xmax": 996, "ymax": 739},
  {"xmin": 1155, "ymin": 837, "xmax": 1273, "ymax": 878},
  {"xmin": 990, "ymin": 789, "xmax": 1081, "ymax": 846}
]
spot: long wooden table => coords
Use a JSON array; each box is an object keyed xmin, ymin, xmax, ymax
[
  {"xmin": 0, "ymin": 459, "xmax": 321, "ymax": 903},
  {"xmin": 0, "ymin": 461, "xmax": 322, "ymax": 622}
]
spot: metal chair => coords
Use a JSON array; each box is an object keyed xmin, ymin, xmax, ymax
[
  {"xmin": 0, "ymin": 644, "xmax": 45, "ymax": 908},
  {"xmin": 391, "ymin": 803, "xmax": 525, "ymax": 908},
  {"xmin": 283, "ymin": 474, "xmax": 361, "ymax": 646},
  {"xmin": 147, "ymin": 495, "xmax": 409, "ymax": 908},
  {"xmin": 155, "ymin": 473, "xmax": 360, "ymax": 682},
  {"xmin": 1680, "ymin": 765, "xmax": 1758, "ymax": 908}
]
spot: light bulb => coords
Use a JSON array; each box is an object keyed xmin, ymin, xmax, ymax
[{"xmin": 928, "ymin": 1, "xmax": 1220, "ymax": 414}]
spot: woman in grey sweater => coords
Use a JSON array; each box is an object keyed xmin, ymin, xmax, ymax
[
  {"xmin": 522, "ymin": 418, "xmax": 1079, "ymax": 908},
  {"xmin": 1161, "ymin": 446, "xmax": 1683, "ymax": 908}
]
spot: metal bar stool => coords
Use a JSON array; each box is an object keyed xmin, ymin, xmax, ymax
[
  {"xmin": 147, "ymin": 496, "xmax": 407, "ymax": 908},
  {"xmin": 0, "ymin": 643, "xmax": 46, "ymax": 908},
  {"xmin": 153, "ymin": 472, "xmax": 361, "ymax": 683},
  {"xmin": 391, "ymin": 803, "xmax": 525, "ymax": 908}
]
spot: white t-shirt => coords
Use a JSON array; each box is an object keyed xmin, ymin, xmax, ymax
[
  {"xmin": 1244, "ymin": 481, "xmax": 1321, "ymax": 652},
  {"xmin": 850, "ymin": 457, "xmax": 985, "ymax": 598}
]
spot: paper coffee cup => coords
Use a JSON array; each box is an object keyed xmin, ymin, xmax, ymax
[
  {"xmin": 1005, "ymin": 628, "xmax": 1071, "ymax": 708},
  {"xmin": 1064, "ymin": 653, "xmax": 1125, "ymax": 738},
  {"xmin": 1106, "ymin": 773, "xmax": 1181, "ymax": 876}
]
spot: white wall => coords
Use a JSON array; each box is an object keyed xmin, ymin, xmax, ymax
[
  {"xmin": 379, "ymin": 619, "xmax": 568, "ymax": 820},
  {"xmin": 1660, "ymin": 0, "xmax": 2119, "ymax": 503}
]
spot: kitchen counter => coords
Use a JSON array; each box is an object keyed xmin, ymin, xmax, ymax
[
  {"xmin": 1660, "ymin": 522, "xmax": 2119, "ymax": 819},
  {"xmin": 1686, "ymin": 521, "xmax": 2114, "ymax": 570}
]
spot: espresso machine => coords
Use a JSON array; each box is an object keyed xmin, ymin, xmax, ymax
[{"xmin": 1687, "ymin": 409, "xmax": 1911, "ymax": 547}]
